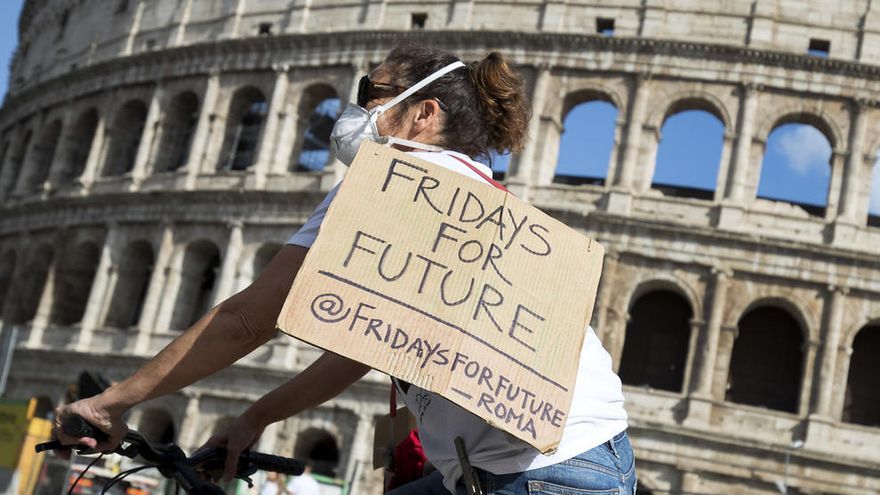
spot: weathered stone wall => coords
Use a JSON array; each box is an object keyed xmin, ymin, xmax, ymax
[{"xmin": 1, "ymin": 1, "xmax": 880, "ymax": 494}]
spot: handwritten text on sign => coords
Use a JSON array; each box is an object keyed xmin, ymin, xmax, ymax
[{"xmin": 277, "ymin": 142, "xmax": 604, "ymax": 452}]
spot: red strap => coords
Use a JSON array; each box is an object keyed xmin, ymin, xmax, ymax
[{"xmin": 448, "ymin": 154, "xmax": 508, "ymax": 192}]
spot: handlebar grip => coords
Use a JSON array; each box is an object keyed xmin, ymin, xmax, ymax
[
  {"xmin": 62, "ymin": 414, "xmax": 109, "ymax": 442},
  {"xmin": 245, "ymin": 452, "xmax": 305, "ymax": 476}
]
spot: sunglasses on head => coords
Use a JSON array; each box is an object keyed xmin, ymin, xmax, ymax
[{"xmin": 356, "ymin": 74, "xmax": 449, "ymax": 111}]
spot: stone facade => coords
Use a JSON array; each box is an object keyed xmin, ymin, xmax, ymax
[{"xmin": 1, "ymin": 1, "xmax": 879, "ymax": 494}]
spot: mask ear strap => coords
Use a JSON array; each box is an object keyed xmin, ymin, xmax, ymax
[
  {"xmin": 381, "ymin": 136, "xmax": 445, "ymax": 152},
  {"xmin": 373, "ymin": 61, "xmax": 466, "ymax": 116}
]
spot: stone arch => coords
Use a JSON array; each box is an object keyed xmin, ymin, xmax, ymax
[
  {"xmin": 726, "ymin": 303, "xmax": 804, "ymax": 413},
  {"xmin": 842, "ymin": 322, "xmax": 880, "ymax": 426},
  {"xmin": 553, "ymin": 87, "xmax": 621, "ymax": 185},
  {"xmin": 559, "ymin": 85, "xmax": 625, "ymax": 121},
  {"xmin": 9, "ymin": 243, "xmax": 53, "ymax": 323},
  {"xmin": 625, "ymin": 275, "xmax": 703, "ymax": 321},
  {"xmin": 155, "ymin": 90, "xmax": 200, "ymax": 173},
  {"xmin": 294, "ymin": 427, "xmax": 341, "ymax": 478},
  {"xmin": 49, "ymin": 240, "xmax": 100, "ymax": 326},
  {"xmin": 290, "ymin": 83, "xmax": 340, "ymax": 172},
  {"xmin": 645, "ymin": 92, "xmax": 732, "ymax": 131},
  {"xmin": 169, "ymin": 239, "xmax": 222, "ymax": 330},
  {"xmin": 619, "ymin": 283, "xmax": 695, "ymax": 392},
  {"xmin": 0, "ymin": 249, "xmax": 17, "ymax": 313},
  {"xmin": 755, "ymin": 107, "xmax": 842, "ymax": 150},
  {"xmin": 731, "ymin": 295, "xmax": 817, "ymax": 343},
  {"xmin": 105, "ymin": 240, "xmax": 154, "ymax": 329},
  {"xmin": 57, "ymin": 108, "xmax": 99, "ymax": 184},
  {"xmin": 648, "ymin": 95, "xmax": 728, "ymax": 198},
  {"xmin": 219, "ymin": 86, "xmax": 267, "ymax": 171},
  {"xmin": 103, "ymin": 99, "xmax": 148, "ymax": 176},
  {"xmin": 138, "ymin": 407, "xmax": 177, "ymax": 444},
  {"xmin": 20, "ymin": 119, "xmax": 62, "ymax": 193}
]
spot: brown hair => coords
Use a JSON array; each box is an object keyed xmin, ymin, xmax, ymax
[{"xmin": 383, "ymin": 46, "xmax": 531, "ymax": 163}]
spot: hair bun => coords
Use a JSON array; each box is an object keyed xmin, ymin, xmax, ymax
[{"xmin": 469, "ymin": 52, "xmax": 531, "ymax": 154}]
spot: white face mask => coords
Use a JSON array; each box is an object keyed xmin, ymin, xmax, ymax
[{"xmin": 329, "ymin": 60, "xmax": 466, "ymax": 166}]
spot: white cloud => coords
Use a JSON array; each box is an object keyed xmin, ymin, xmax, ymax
[
  {"xmin": 871, "ymin": 157, "xmax": 880, "ymax": 215},
  {"xmin": 775, "ymin": 125, "xmax": 832, "ymax": 176}
]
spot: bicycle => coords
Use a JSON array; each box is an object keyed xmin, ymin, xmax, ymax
[{"xmin": 36, "ymin": 414, "xmax": 304, "ymax": 495}]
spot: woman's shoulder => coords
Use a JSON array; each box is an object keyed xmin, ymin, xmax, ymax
[{"xmin": 406, "ymin": 150, "xmax": 493, "ymax": 182}]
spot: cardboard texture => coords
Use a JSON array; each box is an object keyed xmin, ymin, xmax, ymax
[{"xmin": 277, "ymin": 142, "xmax": 604, "ymax": 452}]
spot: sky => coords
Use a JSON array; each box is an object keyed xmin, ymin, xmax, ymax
[{"xmin": 0, "ymin": 0, "xmax": 876, "ymax": 216}]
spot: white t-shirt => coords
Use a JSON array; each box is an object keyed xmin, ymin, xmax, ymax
[
  {"xmin": 286, "ymin": 473, "xmax": 321, "ymax": 495},
  {"xmin": 287, "ymin": 150, "xmax": 628, "ymax": 493}
]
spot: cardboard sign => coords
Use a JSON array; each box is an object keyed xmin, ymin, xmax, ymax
[{"xmin": 277, "ymin": 142, "xmax": 604, "ymax": 452}]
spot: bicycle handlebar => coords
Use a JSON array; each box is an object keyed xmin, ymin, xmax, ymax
[{"xmin": 37, "ymin": 414, "xmax": 304, "ymax": 494}]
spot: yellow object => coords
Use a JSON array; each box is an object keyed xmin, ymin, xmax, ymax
[
  {"xmin": 0, "ymin": 399, "xmax": 31, "ymax": 468},
  {"xmin": 17, "ymin": 417, "xmax": 52, "ymax": 495}
]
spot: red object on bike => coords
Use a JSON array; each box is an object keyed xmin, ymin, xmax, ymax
[{"xmin": 387, "ymin": 429, "xmax": 427, "ymax": 490}]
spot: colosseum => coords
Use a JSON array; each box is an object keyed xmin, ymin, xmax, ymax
[{"xmin": 1, "ymin": 0, "xmax": 879, "ymax": 494}]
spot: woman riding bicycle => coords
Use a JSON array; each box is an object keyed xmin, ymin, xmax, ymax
[{"xmin": 54, "ymin": 46, "xmax": 636, "ymax": 494}]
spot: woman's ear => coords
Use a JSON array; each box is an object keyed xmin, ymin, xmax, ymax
[{"xmin": 410, "ymin": 99, "xmax": 442, "ymax": 136}]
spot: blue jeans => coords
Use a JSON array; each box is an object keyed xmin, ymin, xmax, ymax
[{"xmin": 388, "ymin": 431, "xmax": 637, "ymax": 495}]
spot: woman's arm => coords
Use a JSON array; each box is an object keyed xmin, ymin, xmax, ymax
[
  {"xmin": 54, "ymin": 244, "xmax": 312, "ymax": 450},
  {"xmin": 203, "ymin": 352, "xmax": 370, "ymax": 480}
]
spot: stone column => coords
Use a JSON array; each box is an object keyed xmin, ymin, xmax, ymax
[
  {"xmin": 814, "ymin": 286, "xmax": 847, "ymax": 418},
  {"xmin": 694, "ymin": 268, "xmax": 730, "ymax": 398},
  {"xmin": 0, "ymin": 128, "xmax": 23, "ymax": 201},
  {"xmin": 823, "ymin": 149, "xmax": 847, "ymax": 220},
  {"xmin": 76, "ymin": 225, "xmax": 123, "ymax": 351},
  {"xmin": 79, "ymin": 113, "xmax": 108, "ymax": 188},
  {"xmin": 123, "ymin": 0, "xmax": 146, "ymax": 55},
  {"xmin": 134, "ymin": 222, "xmax": 175, "ymax": 353},
  {"xmin": 712, "ymin": 131, "xmax": 736, "ymax": 202},
  {"xmin": 177, "ymin": 393, "xmax": 202, "ymax": 451},
  {"xmin": 607, "ymin": 73, "xmax": 649, "ymax": 215},
  {"xmin": 186, "ymin": 72, "xmax": 221, "ymax": 188},
  {"xmin": 718, "ymin": 84, "xmax": 758, "ymax": 228},
  {"xmin": 212, "ymin": 221, "xmax": 244, "ymax": 306},
  {"xmin": 254, "ymin": 67, "xmax": 290, "ymax": 188},
  {"xmin": 131, "ymin": 85, "xmax": 165, "ymax": 186},
  {"xmin": 592, "ymin": 250, "xmax": 620, "ymax": 342},
  {"xmin": 712, "ymin": 324, "xmax": 739, "ymax": 398},
  {"xmin": 507, "ymin": 65, "xmax": 551, "ymax": 199},
  {"xmin": 227, "ymin": 0, "xmax": 247, "ymax": 38},
  {"xmin": 344, "ymin": 413, "xmax": 375, "ymax": 494},
  {"xmin": 26, "ymin": 233, "xmax": 66, "ymax": 347},
  {"xmin": 172, "ymin": 0, "xmax": 194, "ymax": 46},
  {"xmin": 798, "ymin": 338, "xmax": 820, "ymax": 416},
  {"xmin": 45, "ymin": 107, "xmax": 76, "ymax": 190},
  {"xmin": 832, "ymin": 100, "xmax": 868, "ymax": 246}
]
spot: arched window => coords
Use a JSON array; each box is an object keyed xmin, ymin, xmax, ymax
[
  {"xmin": 170, "ymin": 240, "xmax": 221, "ymax": 330},
  {"xmin": 58, "ymin": 109, "xmax": 98, "ymax": 184},
  {"xmin": 50, "ymin": 242, "xmax": 100, "ymax": 326},
  {"xmin": 10, "ymin": 244, "xmax": 53, "ymax": 323},
  {"xmin": 757, "ymin": 122, "xmax": 832, "ymax": 217},
  {"xmin": 103, "ymin": 100, "xmax": 147, "ymax": 176},
  {"xmin": 0, "ymin": 141, "xmax": 9, "ymax": 181},
  {"xmin": 21, "ymin": 120, "xmax": 62, "ymax": 193},
  {"xmin": 294, "ymin": 428, "xmax": 340, "ymax": 478},
  {"xmin": 0, "ymin": 250, "xmax": 16, "ymax": 313},
  {"xmin": 253, "ymin": 243, "xmax": 281, "ymax": 281},
  {"xmin": 652, "ymin": 108, "xmax": 724, "ymax": 199},
  {"xmin": 220, "ymin": 87, "xmax": 267, "ymax": 171},
  {"xmin": 155, "ymin": 91, "xmax": 200, "ymax": 172},
  {"xmin": 292, "ymin": 85, "xmax": 340, "ymax": 171},
  {"xmin": 726, "ymin": 306, "xmax": 803, "ymax": 413},
  {"xmin": 842, "ymin": 324, "xmax": 880, "ymax": 427},
  {"xmin": 554, "ymin": 99, "xmax": 618, "ymax": 185},
  {"xmin": 869, "ymin": 157, "xmax": 880, "ymax": 227},
  {"xmin": 105, "ymin": 241, "xmax": 154, "ymax": 329},
  {"xmin": 138, "ymin": 408, "xmax": 176, "ymax": 444},
  {"xmin": 618, "ymin": 289, "xmax": 693, "ymax": 392},
  {"xmin": 3, "ymin": 130, "xmax": 32, "ymax": 195}
]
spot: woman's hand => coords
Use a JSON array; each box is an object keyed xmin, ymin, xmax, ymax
[
  {"xmin": 52, "ymin": 394, "xmax": 128, "ymax": 458},
  {"xmin": 199, "ymin": 413, "xmax": 265, "ymax": 482}
]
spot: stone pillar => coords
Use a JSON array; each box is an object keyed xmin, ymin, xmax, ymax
[
  {"xmin": 592, "ymin": 250, "xmax": 620, "ymax": 342},
  {"xmin": 173, "ymin": 0, "xmax": 194, "ymax": 46},
  {"xmin": 227, "ymin": 0, "xmax": 247, "ymax": 38},
  {"xmin": 186, "ymin": 72, "xmax": 221, "ymax": 188},
  {"xmin": 177, "ymin": 393, "xmax": 202, "ymax": 451},
  {"xmin": 45, "ymin": 107, "xmax": 76, "ymax": 190},
  {"xmin": 712, "ymin": 131, "xmax": 736, "ymax": 202},
  {"xmin": 814, "ymin": 286, "xmax": 847, "ymax": 418},
  {"xmin": 76, "ymin": 226, "xmax": 123, "ymax": 351},
  {"xmin": 131, "ymin": 85, "xmax": 165, "ymax": 186},
  {"xmin": 712, "ymin": 324, "xmax": 739, "ymax": 398},
  {"xmin": 79, "ymin": 113, "xmax": 108, "ymax": 188},
  {"xmin": 832, "ymin": 100, "xmax": 868, "ymax": 245},
  {"xmin": 694, "ymin": 268, "xmax": 730, "ymax": 398},
  {"xmin": 507, "ymin": 65, "xmax": 551, "ymax": 198},
  {"xmin": 26, "ymin": 233, "xmax": 66, "ymax": 347},
  {"xmin": 212, "ymin": 221, "xmax": 244, "ymax": 306},
  {"xmin": 134, "ymin": 222, "xmax": 175, "ymax": 353},
  {"xmin": 823, "ymin": 149, "xmax": 847, "ymax": 220},
  {"xmin": 254, "ymin": 67, "xmax": 290, "ymax": 188},
  {"xmin": 718, "ymin": 84, "xmax": 758, "ymax": 229},
  {"xmin": 607, "ymin": 73, "xmax": 650, "ymax": 215},
  {"xmin": 798, "ymin": 338, "xmax": 820, "ymax": 417},
  {"xmin": 123, "ymin": 0, "xmax": 146, "ymax": 55},
  {"xmin": 344, "ymin": 413, "xmax": 375, "ymax": 494}
]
